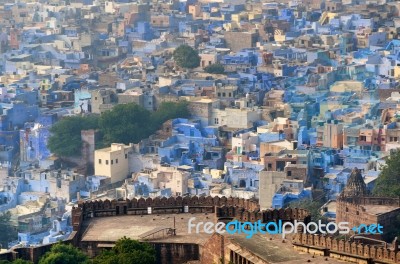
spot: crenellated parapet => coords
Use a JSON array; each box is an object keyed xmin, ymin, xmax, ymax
[
  {"xmin": 215, "ymin": 206, "xmax": 310, "ymax": 223},
  {"xmin": 71, "ymin": 196, "xmax": 311, "ymax": 236},
  {"xmin": 3, "ymin": 197, "xmax": 311, "ymax": 263},
  {"xmin": 72, "ymin": 196, "xmax": 259, "ymax": 227},
  {"xmin": 338, "ymin": 196, "xmax": 400, "ymax": 207},
  {"xmin": 78, "ymin": 196, "xmax": 258, "ymax": 210},
  {"xmin": 293, "ymin": 233, "xmax": 400, "ymax": 263}
]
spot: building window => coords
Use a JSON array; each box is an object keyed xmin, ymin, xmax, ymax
[
  {"xmin": 125, "ymin": 154, "xmax": 128, "ymax": 159},
  {"xmin": 99, "ymin": 159, "xmax": 102, "ymax": 164},
  {"xmin": 111, "ymin": 160, "xmax": 113, "ymax": 165},
  {"xmin": 106, "ymin": 160, "xmax": 109, "ymax": 165},
  {"xmin": 116, "ymin": 159, "xmax": 118, "ymax": 164}
]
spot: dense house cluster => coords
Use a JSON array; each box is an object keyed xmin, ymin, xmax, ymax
[{"xmin": 0, "ymin": 0, "xmax": 399, "ymax": 262}]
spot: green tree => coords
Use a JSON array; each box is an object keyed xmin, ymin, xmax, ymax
[
  {"xmin": 13, "ymin": 260, "xmax": 32, "ymax": 264},
  {"xmin": 373, "ymin": 150, "xmax": 400, "ymax": 197},
  {"xmin": 99, "ymin": 103, "xmax": 152, "ymax": 145},
  {"xmin": 93, "ymin": 237, "xmax": 156, "ymax": 264},
  {"xmin": 204, "ymin": 63, "xmax": 225, "ymax": 74},
  {"xmin": 0, "ymin": 259, "xmax": 33, "ymax": 264},
  {"xmin": 0, "ymin": 212, "xmax": 17, "ymax": 248},
  {"xmin": 287, "ymin": 198, "xmax": 328, "ymax": 223},
  {"xmin": 151, "ymin": 101, "xmax": 190, "ymax": 130},
  {"xmin": 173, "ymin": 45, "xmax": 200, "ymax": 69},
  {"xmin": 48, "ymin": 115, "xmax": 99, "ymax": 157},
  {"xmin": 38, "ymin": 243, "xmax": 88, "ymax": 264},
  {"xmin": 48, "ymin": 102, "xmax": 190, "ymax": 157}
]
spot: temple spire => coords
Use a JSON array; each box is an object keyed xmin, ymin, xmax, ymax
[{"xmin": 341, "ymin": 167, "xmax": 367, "ymax": 197}]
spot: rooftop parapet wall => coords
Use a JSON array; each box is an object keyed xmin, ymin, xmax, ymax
[
  {"xmin": 293, "ymin": 233, "xmax": 400, "ymax": 263},
  {"xmin": 216, "ymin": 206, "xmax": 310, "ymax": 223},
  {"xmin": 71, "ymin": 196, "xmax": 311, "ymax": 232},
  {"xmin": 75, "ymin": 196, "xmax": 260, "ymax": 218},
  {"xmin": 338, "ymin": 196, "xmax": 400, "ymax": 206},
  {"xmin": 2, "ymin": 197, "xmax": 310, "ymax": 263}
]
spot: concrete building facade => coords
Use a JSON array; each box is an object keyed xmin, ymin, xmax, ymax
[{"xmin": 94, "ymin": 143, "xmax": 133, "ymax": 183}]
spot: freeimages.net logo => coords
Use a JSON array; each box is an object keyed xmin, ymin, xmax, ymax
[{"xmin": 188, "ymin": 217, "xmax": 383, "ymax": 239}]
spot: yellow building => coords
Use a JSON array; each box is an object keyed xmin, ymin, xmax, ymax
[
  {"xmin": 330, "ymin": 80, "xmax": 363, "ymax": 93},
  {"xmin": 231, "ymin": 12, "xmax": 248, "ymax": 23},
  {"xmin": 188, "ymin": 4, "xmax": 201, "ymax": 18},
  {"xmin": 319, "ymin": 100, "xmax": 348, "ymax": 117},
  {"xmin": 94, "ymin": 143, "xmax": 133, "ymax": 183},
  {"xmin": 319, "ymin": 12, "xmax": 338, "ymax": 25},
  {"xmin": 394, "ymin": 65, "xmax": 400, "ymax": 79},
  {"xmin": 40, "ymin": 79, "xmax": 52, "ymax": 91},
  {"xmin": 274, "ymin": 29, "xmax": 286, "ymax": 42},
  {"xmin": 248, "ymin": 13, "xmax": 261, "ymax": 21},
  {"xmin": 259, "ymin": 140, "xmax": 295, "ymax": 157}
]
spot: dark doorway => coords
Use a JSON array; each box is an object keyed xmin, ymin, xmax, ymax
[{"xmin": 239, "ymin": 179, "xmax": 246, "ymax": 188}]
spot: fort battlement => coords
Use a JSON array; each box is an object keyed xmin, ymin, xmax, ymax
[
  {"xmin": 292, "ymin": 233, "xmax": 400, "ymax": 263},
  {"xmin": 338, "ymin": 196, "xmax": 400, "ymax": 207},
  {"xmin": 2, "ymin": 196, "xmax": 311, "ymax": 263},
  {"xmin": 71, "ymin": 196, "xmax": 311, "ymax": 232}
]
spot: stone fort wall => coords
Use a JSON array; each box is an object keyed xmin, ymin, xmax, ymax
[
  {"xmin": 71, "ymin": 196, "xmax": 311, "ymax": 231},
  {"xmin": 338, "ymin": 196, "xmax": 400, "ymax": 207},
  {"xmin": 336, "ymin": 196, "xmax": 400, "ymax": 236},
  {"xmin": 292, "ymin": 233, "xmax": 400, "ymax": 263},
  {"xmin": 2, "ymin": 196, "xmax": 311, "ymax": 263}
]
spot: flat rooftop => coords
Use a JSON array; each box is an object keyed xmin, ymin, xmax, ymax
[
  {"xmin": 81, "ymin": 213, "xmax": 216, "ymax": 244},
  {"xmin": 81, "ymin": 214, "xmax": 346, "ymax": 263},
  {"xmin": 226, "ymin": 234, "xmax": 344, "ymax": 264},
  {"xmin": 363, "ymin": 204, "xmax": 400, "ymax": 216}
]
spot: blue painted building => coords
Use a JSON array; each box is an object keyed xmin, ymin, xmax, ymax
[
  {"xmin": 222, "ymin": 50, "xmax": 259, "ymax": 68},
  {"xmin": 272, "ymin": 180, "xmax": 312, "ymax": 209},
  {"xmin": 136, "ymin": 22, "xmax": 154, "ymax": 41},
  {"xmin": 74, "ymin": 88, "xmax": 91, "ymax": 114},
  {"xmin": 20, "ymin": 124, "xmax": 51, "ymax": 162},
  {"xmin": 157, "ymin": 119, "xmax": 220, "ymax": 169},
  {"xmin": 279, "ymin": 9, "xmax": 294, "ymax": 22},
  {"xmin": 19, "ymin": 114, "xmax": 57, "ymax": 163},
  {"xmin": 0, "ymin": 102, "xmax": 39, "ymax": 131},
  {"xmin": 225, "ymin": 167, "xmax": 259, "ymax": 191}
]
